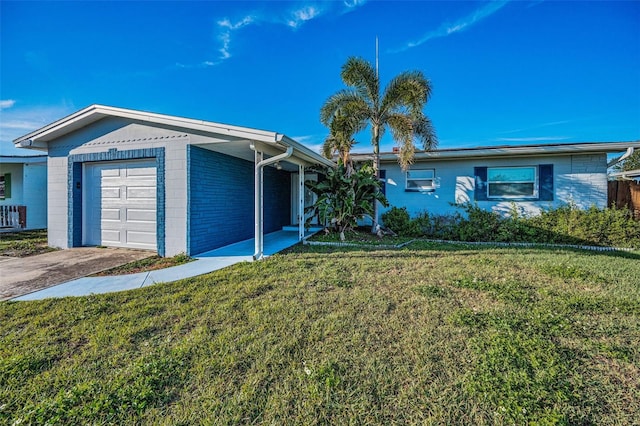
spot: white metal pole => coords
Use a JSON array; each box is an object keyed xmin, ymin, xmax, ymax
[{"xmin": 298, "ymin": 164, "xmax": 305, "ymax": 241}]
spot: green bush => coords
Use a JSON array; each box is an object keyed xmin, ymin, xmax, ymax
[
  {"xmin": 383, "ymin": 203, "xmax": 640, "ymax": 248},
  {"xmin": 381, "ymin": 207, "xmax": 420, "ymax": 236},
  {"xmin": 528, "ymin": 204, "xmax": 640, "ymax": 247}
]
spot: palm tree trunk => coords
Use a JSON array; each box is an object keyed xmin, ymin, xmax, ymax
[{"xmin": 371, "ymin": 126, "xmax": 380, "ymax": 234}]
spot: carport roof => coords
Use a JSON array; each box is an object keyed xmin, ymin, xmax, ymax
[{"xmin": 13, "ymin": 104, "xmax": 335, "ymax": 168}]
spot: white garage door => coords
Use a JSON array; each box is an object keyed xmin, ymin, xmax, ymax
[{"xmin": 83, "ymin": 160, "xmax": 157, "ymax": 250}]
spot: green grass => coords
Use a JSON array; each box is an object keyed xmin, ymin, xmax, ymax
[
  {"xmin": 310, "ymin": 227, "xmax": 414, "ymax": 246},
  {"xmin": 1, "ymin": 242, "xmax": 639, "ymax": 424},
  {"xmin": 90, "ymin": 253, "xmax": 193, "ymax": 276},
  {"xmin": 0, "ymin": 229, "xmax": 54, "ymax": 257}
]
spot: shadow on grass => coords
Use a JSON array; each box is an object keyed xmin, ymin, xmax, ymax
[{"xmin": 289, "ymin": 239, "xmax": 640, "ymax": 261}]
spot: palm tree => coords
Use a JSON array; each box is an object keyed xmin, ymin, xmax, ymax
[
  {"xmin": 322, "ymin": 111, "xmax": 361, "ymax": 175},
  {"xmin": 320, "ymin": 56, "xmax": 437, "ymax": 229}
]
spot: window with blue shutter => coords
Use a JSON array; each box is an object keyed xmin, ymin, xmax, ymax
[
  {"xmin": 474, "ymin": 164, "xmax": 553, "ymax": 201},
  {"xmin": 474, "ymin": 167, "xmax": 488, "ymax": 201},
  {"xmin": 538, "ymin": 164, "xmax": 554, "ymax": 201}
]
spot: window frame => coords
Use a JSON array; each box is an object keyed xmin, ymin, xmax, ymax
[
  {"xmin": 486, "ymin": 166, "xmax": 538, "ymax": 199},
  {"xmin": 405, "ymin": 168, "xmax": 436, "ymax": 192}
]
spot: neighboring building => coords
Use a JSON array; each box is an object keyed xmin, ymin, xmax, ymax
[
  {"xmin": 13, "ymin": 105, "xmax": 333, "ymax": 258},
  {"xmin": 0, "ymin": 155, "xmax": 48, "ymax": 230},
  {"xmin": 352, "ymin": 141, "xmax": 640, "ymax": 219}
]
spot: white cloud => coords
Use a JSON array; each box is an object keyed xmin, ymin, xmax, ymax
[
  {"xmin": 495, "ymin": 136, "xmax": 571, "ymax": 142},
  {"xmin": 393, "ymin": 1, "xmax": 510, "ymax": 52},
  {"xmin": 0, "ymin": 99, "xmax": 16, "ymax": 110},
  {"xmin": 498, "ymin": 119, "xmax": 573, "ymax": 135},
  {"xmin": 217, "ymin": 15, "xmax": 255, "ymax": 60},
  {"xmin": 187, "ymin": 1, "xmax": 367, "ymax": 68},
  {"xmin": 286, "ymin": 5, "xmax": 323, "ymax": 28},
  {"xmin": 343, "ymin": 0, "xmax": 367, "ymax": 8},
  {"xmin": 0, "ymin": 103, "xmax": 75, "ymax": 155}
]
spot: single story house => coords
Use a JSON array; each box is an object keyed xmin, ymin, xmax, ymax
[
  {"xmin": 352, "ymin": 141, "xmax": 640, "ymax": 219},
  {"xmin": 13, "ymin": 105, "xmax": 333, "ymax": 258},
  {"xmin": 0, "ymin": 155, "xmax": 48, "ymax": 230}
]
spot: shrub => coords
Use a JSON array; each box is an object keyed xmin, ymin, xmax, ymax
[
  {"xmin": 306, "ymin": 164, "xmax": 388, "ymax": 241},
  {"xmin": 381, "ymin": 207, "xmax": 420, "ymax": 236},
  {"xmin": 385, "ymin": 203, "xmax": 640, "ymax": 248},
  {"xmin": 529, "ymin": 204, "xmax": 640, "ymax": 248},
  {"xmin": 455, "ymin": 203, "xmax": 502, "ymax": 242}
]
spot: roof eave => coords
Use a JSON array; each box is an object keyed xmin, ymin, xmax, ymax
[
  {"xmin": 12, "ymin": 104, "xmax": 282, "ymax": 146},
  {"xmin": 279, "ymin": 135, "xmax": 335, "ymax": 168},
  {"xmin": 352, "ymin": 141, "xmax": 640, "ymax": 162}
]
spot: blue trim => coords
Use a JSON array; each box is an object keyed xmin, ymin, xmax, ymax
[
  {"xmin": 67, "ymin": 148, "xmax": 166, "ymax": 256},
  {"xmin": 186, "ymin": 146, "xmax": 191, "ymax": 256}
]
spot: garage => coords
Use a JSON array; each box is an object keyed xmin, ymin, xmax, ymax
[{"xmin": 83, "ymin": 160, "xmax": 157, "ymax": 250}]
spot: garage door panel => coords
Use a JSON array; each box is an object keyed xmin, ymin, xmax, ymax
[
  {"xmin": 126, "ymin": 166, "xmax": 156, "ymax": 177},
  {"xmin": 84, "ymin": 160, "xmax": 157, "ymax": 251},
  {"xmin": 126, "ymin": 208, "xmax": 156, "ymax": 222},
  {"xmin": 102, "ymin": 208, "xmax": 121, "ymax": 221},
  {"xmin": 127, "ymin": 230, "xmax": 156, "ymax": 246},
  {"xmin": 102, "ymin": 187, "xmax": 121, "ymax": 199},
  {"xmin": 127, "ymin": 187, "xmax": 156, "ymax": 200},
  {"xmin": 101, "ymin": 168, "xmax": 120, "ymax": 177},
  {"xmin": 101, "ymin": 229, "xmax": 121, "ymax": 244}
]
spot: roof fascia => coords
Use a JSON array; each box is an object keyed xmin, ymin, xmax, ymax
[
  {"xmin": 352, "ymin": 142, "xmax": 640, "ymax": 163},
  {"xmin": 13, "ymin": 104, "xmax": 282, "ymax": 145},
  {"xmin": 279, "ymin": 135, "xmax": 335, "ymax": 168}
]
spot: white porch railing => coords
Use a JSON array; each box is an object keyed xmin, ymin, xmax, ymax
[{"xmin": 0, "ymin": 205, "xmax": 26, "ymax": 229}]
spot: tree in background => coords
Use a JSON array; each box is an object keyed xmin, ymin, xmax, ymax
[
  {"xmin": 322, "ymin": 111, "xmax": 361, "ymax": 176},
  {"xmin": 320, "ymin": 56, "xmax": 437, "ymax": 230},
  {"xmin": 621, "ymin": 150, "xmax": 640, "ymax": 172}
]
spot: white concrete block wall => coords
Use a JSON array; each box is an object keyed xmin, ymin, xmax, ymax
[
  {"xmin": 47, "ymin": 156, "xmax": 69, "ymax": 249},
  {"xmin": 380, "ymin": 153, "xmax": 608, "ymax": 219},
  {"xmin": 163, "ymin": 141, "xmax": 188, "ymax": 257},
  {"xmin": 568, "ymin": 154, "xmax": 608, "ymax": 209}
]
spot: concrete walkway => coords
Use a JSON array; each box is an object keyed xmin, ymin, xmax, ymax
[{"xmin": 12, "ymin": 229, "xmax": 315, "ymax": 301}]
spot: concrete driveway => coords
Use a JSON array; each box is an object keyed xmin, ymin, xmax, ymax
[{"xmin": 0, "ymin": 247, "xmax": 153, "ymax": 301}]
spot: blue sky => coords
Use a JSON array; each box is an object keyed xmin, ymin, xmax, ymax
[{"xmin": 1, "ymin": 0, "xmax": 639, "ymax": 156}]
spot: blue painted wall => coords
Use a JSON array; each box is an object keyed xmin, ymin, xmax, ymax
[
  {"xmin": 264, "ymin": 166, "xmax": 291, "ymax": 234},
  {"xmin": 187, "ymin": 146, "xmax": 292, "ymax": 255}
]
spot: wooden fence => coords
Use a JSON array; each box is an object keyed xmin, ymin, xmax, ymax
[{"xmin": 608, "ymin": 180, "xmax": 640, "ymax": 219}]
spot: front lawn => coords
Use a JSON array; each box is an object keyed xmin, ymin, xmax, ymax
[
  {"xmin": 0, "ymin": 229, "xmax": 54, "ymax": 257},
  {"xmin": 90, "ymin": 253, "xmax": 193, "ymax": 276},
  {"xmin": 1, "ymin": 243, "xmax": 639, "ymax": 424}
]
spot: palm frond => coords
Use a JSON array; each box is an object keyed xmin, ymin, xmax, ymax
[
  {"xmin": 341, "ymin": 57, "xmax": 379, "ymax": 108},
  {"xmin": 320, "ymin": 90, "xmax": 371, "ymax": 126},
  {"xmin": 381, "ymin": 71, "xmax": 432, "ymax": 115},
  {"xmin": 412, "ymin": 114, "xmax": 438, "ymax": 151}
]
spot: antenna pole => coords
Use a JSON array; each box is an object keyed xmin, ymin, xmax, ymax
[{"xmin": 375, "ymin": 36, "xmax": 379, "ymax": 78}]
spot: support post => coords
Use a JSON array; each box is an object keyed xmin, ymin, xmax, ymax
[
  {"xmin": 298, "ymin": 164, "xmax": 305, "ymax": 241},
  {"xmin": 254, "ymin": 150, "xmax": 263, "ymax": 260},
  {"xmin": 251, "ymin": 145, "xmax": 294, "ymax": 260}
]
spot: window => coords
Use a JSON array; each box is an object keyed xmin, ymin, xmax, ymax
[
  {"xmin": 0, "ymin": 173, "xmax": 10, "ymax": 199},
  {"xmin": 487, "ymin": 166, "xmax": 536, "ymax": 198},
  {"xmin": 406, "ymin": 169, "xmax": 435, "ymax": 192}
]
